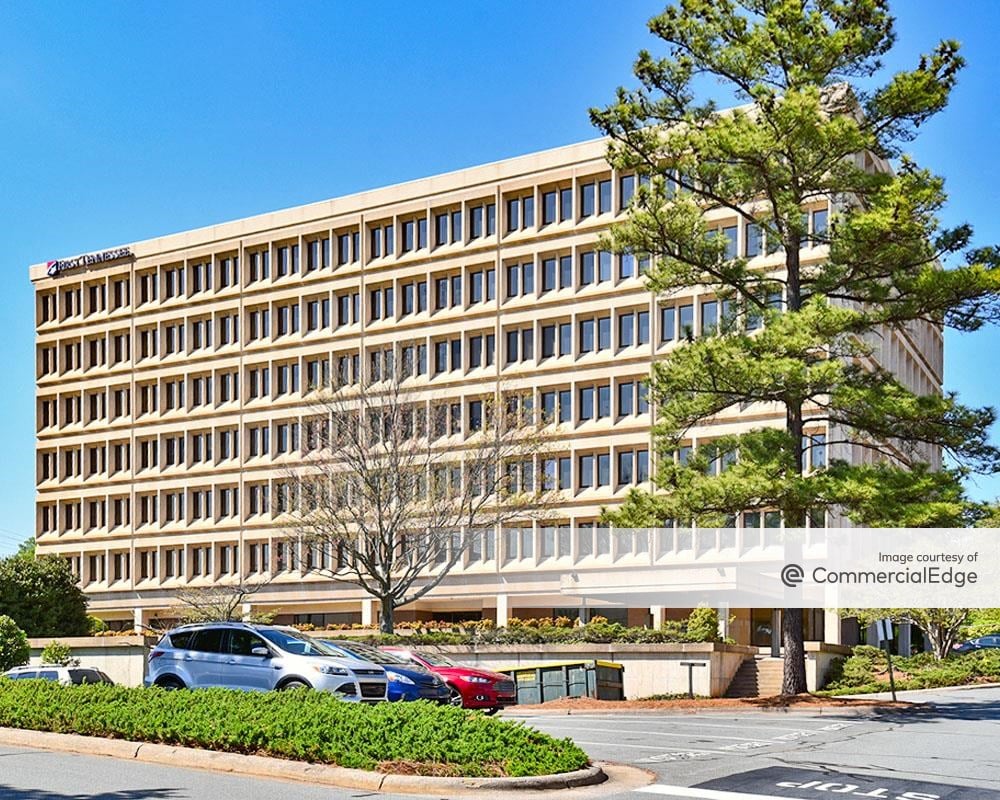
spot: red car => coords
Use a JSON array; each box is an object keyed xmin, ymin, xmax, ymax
[{"xmin": 382, "ymin": 647, "xmax": 516, "ymax": 713}]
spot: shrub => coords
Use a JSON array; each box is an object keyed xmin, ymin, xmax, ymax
[
  {"xmin": 0, "ymin": 682, "xmax": 589, "ymax": 778},
  {"xmin": 0, "ymin": 556, "xmax": 89, "ymax": 637},
  {"xmin": 87, "ymin": 616, "xmax": 108, "ymax": 635},
  {"xmin": 0, "ymin": 616, "xmax": 29, "ymax": 672},
  {"xmin": 822, "ymin": 645, "xmax": 1000, "ymax": 695},
  {"xmin": 684, "ymin": 607, "xmax": 721, "ymax": 643},
  {"xmin": 40, "ymin": 641, "xmax": 78, "ymax": 667}
]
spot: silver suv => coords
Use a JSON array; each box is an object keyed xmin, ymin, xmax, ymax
[{"xmin": 145, "ymin": 623, "xmax": 387, "ymax": 701}]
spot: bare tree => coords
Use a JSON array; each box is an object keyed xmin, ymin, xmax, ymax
[
  {"xmin": 170, "ymin": 578, "xmax": 274, "ymax": 626},
  {"xmin": 277, "ymin": 363, "xmax": 556, "ymax": 633}
]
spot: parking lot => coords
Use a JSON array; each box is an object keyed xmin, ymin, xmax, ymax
[{"xmin": 512, "ymin": 686, "xmax": 1000, "ymax": 799}]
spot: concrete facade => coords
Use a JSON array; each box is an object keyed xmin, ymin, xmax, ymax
[{"xmin": 30, "ymin": 137, "xmax": 942, "ymax": 636}]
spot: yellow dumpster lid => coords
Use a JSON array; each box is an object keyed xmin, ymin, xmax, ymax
[{"xmin": 494, "ymin": 660, "xmax": 624, "ymax": 672}]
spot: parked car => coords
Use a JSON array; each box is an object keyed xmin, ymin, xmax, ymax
[
  {"xmin": 381, "ymin": 647, "xmax": 516, "ymax": 713},
  {"xmin": 145, "ymin": 622, "xmax": 387, "ymax": 701},
  {"xmin": 3, "ymin": 666, "xmax": 113, "ymax": 685},
  {"xmin": 952, "ymin": 634, "xmax": 1000, "ymax": 654},
  {"xmin": 319, "ymin": 639, "xmax": 451, "ymax": 703}
]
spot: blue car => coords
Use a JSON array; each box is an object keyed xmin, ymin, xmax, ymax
[{"xmin": 319, "ymin": 639, "xmax": 450, "ymax": 703}]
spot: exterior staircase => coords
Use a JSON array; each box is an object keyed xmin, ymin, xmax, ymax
[{"xmin": 725, "ymin": 656, "xmax": 785, "ymax": 697}]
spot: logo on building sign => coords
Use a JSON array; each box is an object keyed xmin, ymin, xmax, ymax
[{"xmin": 46, "ymin": 247, "xmax": 133, "ymax": 278}]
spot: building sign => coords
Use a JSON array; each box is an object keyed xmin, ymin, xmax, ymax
[{"xmin": 46, "ymin": 247, "xmax": 133, "ymax": 278}]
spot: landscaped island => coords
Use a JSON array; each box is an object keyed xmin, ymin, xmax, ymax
[{"xmin": 0, "ymin": 681, "xmax": 588, "ymax": 778}]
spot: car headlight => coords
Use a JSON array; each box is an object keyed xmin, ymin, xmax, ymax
[
  {"xmin": 311, "ymin": 664, "xmax": 350, "ymax": 676},
  {"xmin": 386, "ymin": 671, "xmax": 415, "ymax": 685},
  {"xmin": 461, "ymin": 675, "xmax": 492, "ymax": 683}
]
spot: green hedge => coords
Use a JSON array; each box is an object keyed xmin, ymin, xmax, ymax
[
  {"xmin": 822, "ymin": 646, "xmax": 1000, "ymax": 695},
  {"xmin": 0, "ymin": 681, "xmax": 588, "ymax": 778}
]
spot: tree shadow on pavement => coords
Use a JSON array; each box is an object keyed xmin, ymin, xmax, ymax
[{"xmin": 0, "ymin": 786, "xmax": 181, "ymax": 800}]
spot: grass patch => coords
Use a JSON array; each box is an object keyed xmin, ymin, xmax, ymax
[
  {"xmin": 0, "ymin": 680, "xmax": 588, "ymax": 778},
  {"xmin": 821, "ymin": 646, "xmax": 1000, "ymax": 695}
]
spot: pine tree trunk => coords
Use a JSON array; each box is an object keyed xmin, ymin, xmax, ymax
[{"xmin": 781, "ymin": 607, "xmax": 807, "ymax": 694}]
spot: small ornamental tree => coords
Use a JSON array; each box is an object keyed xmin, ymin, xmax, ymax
[
  {"xmin": 0, "ymin": 616, "xmax": 29, "ymax": 672},
  {"xmin": 592, "ymin": 0, "xmax": 1000, "ymax": 693},
  {"xmin": 40, "ymin": 641, "xmax": 78, "ymax": 667}
]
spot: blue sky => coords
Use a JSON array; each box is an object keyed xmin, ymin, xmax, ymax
[{"xmin": 1, "ymin": 2, "xmax": 998, "ymax": 555}]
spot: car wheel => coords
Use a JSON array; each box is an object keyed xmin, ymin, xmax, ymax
[
  {"xmin": 279, "ymin": 679, "xmax": 310, "ymax": 691},
  {"xmin": 155, "ymin": 676, "xmax": 186, "ymax": 690},
  {"xmin": 448, "ymin": 686, "xmax": 464, "ymax": 707}
]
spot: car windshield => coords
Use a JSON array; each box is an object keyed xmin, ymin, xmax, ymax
[
  {"xmin": 415, "ymin": 651, "xmax": 455, "ymax": 667},
  {"xmin": 328, "ymin": 642, "xmax": 406, "ymax": 665},
  {"xmin": 258, "ymin": 628, "xmax": 337, "ymax": 657}
]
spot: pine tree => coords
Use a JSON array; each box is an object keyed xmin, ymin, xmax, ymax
[{"xmin": 592, "ymin": 0, "xmax": 1000, "ymax": 694}]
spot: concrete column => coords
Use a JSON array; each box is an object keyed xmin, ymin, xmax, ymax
[
  {"xmin": 241, "ymin": 602, "xmax": 253, "ymax": 622},
  {"xmin": 716, "ymin": 604, "xmax": 730, "ymax": 640},
  {"xmin": 824, "ymin": 609, "xmax": 843, "ymax": 645},
  {"xmin": 898, "ymin": 622, "xmax": 912, "ymax": 656},
  {"xmin": 771, "ymin": 609, "xmax": 781, "ymax": 657},
  {"xmin": 865, "ymin": 622, "xmax": 879, "ymax": 647},
  {"xmin": 361, "ymin": 599, "xmax": 375, "ymax": 627},
  {"xmin": 496, "ymin": 593, "xmax": 509, "ymax": 627},
  {"xmin": 133, "ymin": 607, "xmax": 148, "ymax": 633},
  {"xmin": 650, "ymin": 605, "xmax": 667, "ymax": 628}
]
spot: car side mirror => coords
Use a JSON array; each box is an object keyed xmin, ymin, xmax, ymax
[{"xmin": 251, "ymin": 646, "xmax": 271, "ymax": 658}]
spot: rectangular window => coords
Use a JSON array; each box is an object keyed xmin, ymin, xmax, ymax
[
  {"xmin": 542, "ymin": 258, "xmax": 557, "ymax": 292},
  {"xmin": 417, "ymin": 217, "xmax": 427, "ymax": 248},
  {"xmin": 522, "ymin": 261, "xmax": 534, "ymax": 293},
  {"xmin": 580, "ymin": 251, "xmax": 595, "ymax": 285},
  {"xmin": 620, "ymin": 253, "xmax": 635, "ymax": 279},
  {"xmin": 722, "ymin": 225, "xmax": 738, "ymax": 259},
  {"xmin": 661, "ymin": 306, "xmax": 676, "ymax": 341},
  {"xmin": 618, "ymin": 314, "xmax": 635, "ymax": 347},
  {"xmin": 541, "ymin": 325, "xmax": 556, "ymax": 358},
  {"xmin": 579, "ymin": 319, "xmax": 595, "ymax": 352},
  {"xmin": 506, "ymin": 263, "xmax": 519, "ymax": 298},
  {"xmin": 618, "ymin": 451, "xmax": 634, "ymax": 485},
  {"xmin": 542, "ymin": 191, "xmax": 557, "ymax": 225},
  {"xmin": 637, "ymin": 311, "xmax": 650, "ymax": 344},
  {"xmin": 701, "ymin": 300, "xmax": 718, "ymax": 336},
  {"xmin": 599, "ymin": 179, "xmax": 612, "ymax": 213},
  {"xmin": 450, "ymin": 275, "xmax": 462, "ymax": 308},
  {"xmin": 580, "ymin": 387, "xmax": 594, "ymax": 420},
  {"xmin": 559, "ymin": 255, "xmax": 572, "ymax": 289},
  {"xmin": 436, "ymin": 213, "xmax": 449, "ymax": 246},
  {"xmin": 471, "ymin": 206, "xmax": 483, "ymax": 238},
  {"xmin": 597, "ymin": 316, "xmax": 611, "ymax": 350},
  {"xmin": 597, "ymin": 453, "xmax": 610, "ymax": 486},
  {"xmin": 403, "ymin": 220, "xmax": 415, "ymax": 252},
  {"xmin": 580, "ymin": 183, "xmax": 595, "ymax": 217},
  {"xmin": 471, "ymin": 272, "xmax": 483, "ymax": 304},
  {"xmin": 523, "ymin": 196, "xmax": 534, "ymax": 227},
  {"xmin": 591, "ymin": 384, "xmax": 610, "ymax": 421},
  {"xmin": 620, "ymin": 174, "xmax": 635, "ymax": 208},
  {"xmin": 745, "ymin": 223, "xmax": 762, "ymax": 257},
  {"xmin": 679, "ymin": 304, "xmax": 694, "ymax": 338},
  {"xmin": 436, "ymin": 277, "xmax": 448, "ymax": 310},
  {"xmin": 505, "ymin": 330, "xmax": 519, "ymax": 364},
  {"xmin": 451, "ymin": 210, "xmax": 462, "ymax": 244},
  {"xmin": 618, "ymin": 382, "xmax": 634, "ymax": 416},
  {"xmin": 559, "ymin": 188, "xmax": 572, "ymax": 221},
  {"xmin": 507, "ymin": 197, "xmax": 520, "ymax": 232},
  {"xmin": 598, "ymin": 251, "xmax": 612, "ymax": 282},
  {"xmin": 579, "ymin": 455, "xmax": 594, "ymax": 488},
  {"xmin": 811, "ymin": 208, "xmax": 828, "ymax": 244}
]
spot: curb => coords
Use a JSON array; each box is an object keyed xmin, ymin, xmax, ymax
[{"xmin": 0, "ymin": 728, "xmax": 607, "ymax": 794}]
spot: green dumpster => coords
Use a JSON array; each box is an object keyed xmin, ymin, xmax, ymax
[{"xmin": 496, "ymin": 660, "xmax": 624, "ymax": 704}]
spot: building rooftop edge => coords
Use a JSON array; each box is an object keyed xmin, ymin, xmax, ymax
[{"xmin": 28, "ymin": 135, "xmax": 612, "ymax": 281}]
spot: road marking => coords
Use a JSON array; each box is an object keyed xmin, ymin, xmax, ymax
[
  {"xmin": 568, "ymin": 740, "xmax": 688, "ymax": 751},
  {"xmin": 550, "ymin": 717, "xmax": 857, "ymax": 733},
  {"xmin": 529, "ymin": 723, "xmax": 776, "ymax": 743},
  {"xmin": 637, "ymin": 785, "xmax": 790, "ymax": 799}
]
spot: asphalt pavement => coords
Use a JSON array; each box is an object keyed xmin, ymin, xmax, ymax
[{"xmin": 0, "ymin": 686, "xmax": 996, "ymax": 799}]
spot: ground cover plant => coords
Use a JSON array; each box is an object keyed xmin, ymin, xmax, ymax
[{"xmin": 0, "ymin": 680, "xmax": 588, "ymax": 778}]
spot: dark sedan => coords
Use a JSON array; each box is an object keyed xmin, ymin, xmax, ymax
[
  {"xmin": 319, "ymin": 639, "xmax": 451, "ymax": 703},
  {"xmin": 952, "ymin": 635, "xmax": 1000, "ymax": 654}
]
